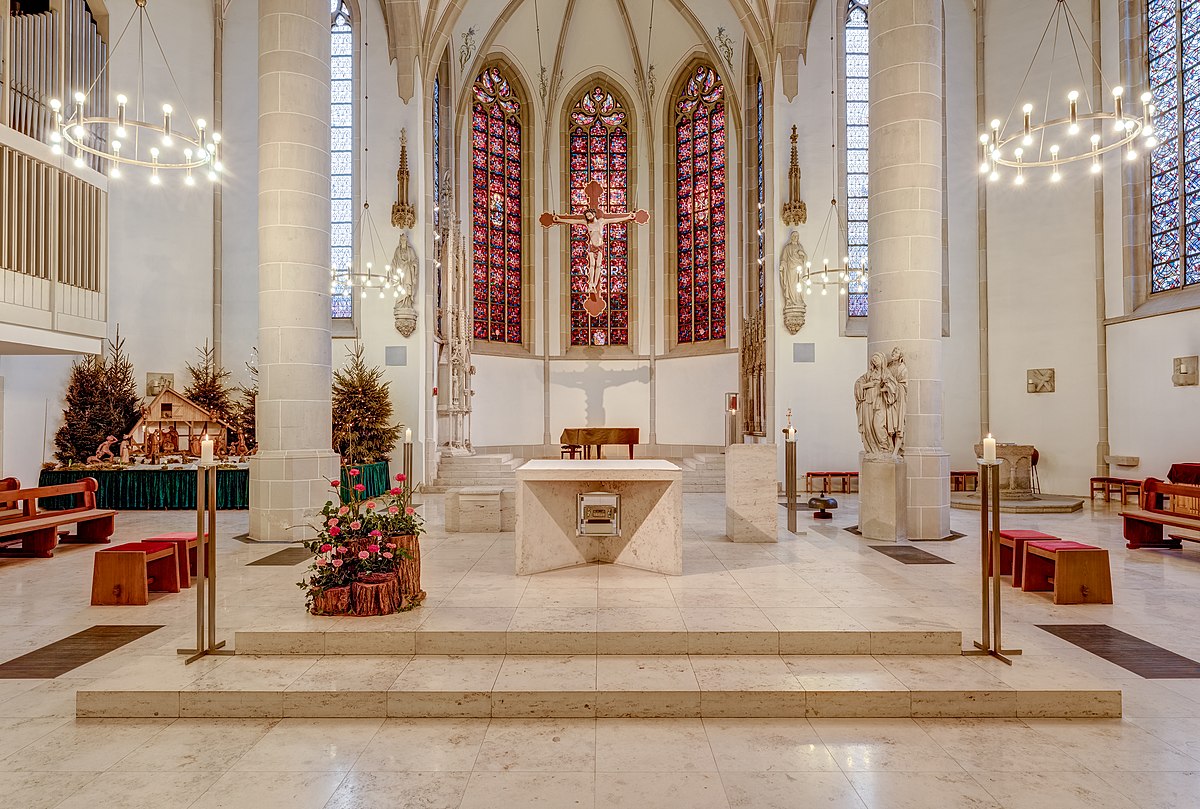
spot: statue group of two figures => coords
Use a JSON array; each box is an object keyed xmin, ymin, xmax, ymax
[{"xmin": 854, "ymin": 348, "xmax": 908, "ymax": 457}]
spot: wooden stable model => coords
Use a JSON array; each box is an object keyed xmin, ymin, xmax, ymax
[{"xmin": 128, "ymin": 387, "xmax": 232, "ymax": 460}]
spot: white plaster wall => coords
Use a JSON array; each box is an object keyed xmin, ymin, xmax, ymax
[
  {"xmin": 0, "ymin": 356, "xmax": 75, "ymax": 483},
  {"xmin": 655, "ymin": 353, "xmax": 736, "ymax": 446},
  {"xmin": 472, "ymin": 354, "xmax": 545, "ymax": 446},
  {"xmin": 549, "ymin": 360, "xmax": 650, "ymax": 439}
]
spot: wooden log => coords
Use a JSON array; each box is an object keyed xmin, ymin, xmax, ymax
[
  {"xmin": 392, "ymin": 534, "xmax": 426, "ymax": 607},
  {"xmin": 309, "ymin": 585, "xmax": 351, "ymax": 615},
  {"xmin": 352, "ymin": 572, "xmax": 402, "ymax": 616}
]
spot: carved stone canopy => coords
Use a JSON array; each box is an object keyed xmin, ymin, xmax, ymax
[
  {"xmin": 781, "ymin": 125, "xmax": 807, "ymax": 226},
  {"xmin": 391, "ymin": 129, "xmax": 416, "ymax": 229}
]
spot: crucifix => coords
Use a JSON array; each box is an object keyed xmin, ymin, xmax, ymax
[{"xmin": 540, "ymin": 179, "xmax": 650, "ymax": 317}]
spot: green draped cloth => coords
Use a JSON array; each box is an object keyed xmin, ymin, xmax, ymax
[{"xmin": 38, "ymin": 460, "xmax": 391, "ymax": 511}]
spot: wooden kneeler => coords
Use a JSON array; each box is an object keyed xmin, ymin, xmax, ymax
[
  {"xmin": 91, "ymin": 541, "xmax": 182, "ymax": 605},
  {"xmin": 1021, "ymin": 540, "xmax": 1113, "ymax": 605}
]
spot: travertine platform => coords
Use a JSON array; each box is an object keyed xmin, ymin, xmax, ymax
[{"xmin": 951, "ymin": 492, "xmax": 1085, "ymax": 513}]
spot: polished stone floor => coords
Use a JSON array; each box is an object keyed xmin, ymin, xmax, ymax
[{"xmin": 2, "ymin": 493, "xmax": 1200, "ymax": 807}]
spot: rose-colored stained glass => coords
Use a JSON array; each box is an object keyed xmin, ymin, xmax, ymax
[
  {"xmin": 675, "ymin": 65, "xmax": 727, "ymax": 343},
  {"xmin": 471, "ymin": 67, "xmax": 523, "ymax": 342},
  {"xmin": 568, "ymin": 86, "xmax": 632, "ymax": 346}
]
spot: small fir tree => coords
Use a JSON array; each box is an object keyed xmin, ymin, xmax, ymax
[
  {"xmin": 332, "ymin": 343, "xmax": 402, "ymax": 464},
  {"xmin": 231, "ymin": 357, "xmax": 258, "ymax": 450},
  {"xmin": 53, "ymin": 328, "xmax": 143, "ymax": 465},
  {"xmin": 184, "ymin": 341, "xmax": 234, "ymax": 423}
]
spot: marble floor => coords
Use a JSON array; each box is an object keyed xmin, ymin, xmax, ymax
[{"xmin": 2, "ymin": 494, "xmax": 1200, "ymax": 806}]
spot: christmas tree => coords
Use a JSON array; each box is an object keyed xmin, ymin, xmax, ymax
[
  {"xmin": 184, "ymin": 341, "xmax": 234, "ymax": 423},
  {"xmin": 53, "ymin": 328, "xmax": 143, "ymax": 465},
  {"xmin": 332, "ymin": 343, "xmax": 402, "ymax": 464},
  {"xmin": 230, "ymin": 356, "xmax": 258, "ymax": 450}
]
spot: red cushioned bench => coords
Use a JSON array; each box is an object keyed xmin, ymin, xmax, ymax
[
  {"xmin": 1021, "ymin": 539, "xmax": 1113, "ymax": 605},
  {"xmin": 996, "ymin": 529, "xmax": 1059, "ymax": 588},
  {"xmin": 147, "ymin": 532, "xmax": 206, "ymax": 587},
  {"xmin": 90, "ymin": 541, "xmax": 181, "ymax": 605}
]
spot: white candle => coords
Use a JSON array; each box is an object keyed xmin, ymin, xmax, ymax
[
  {"xmin": 982, "ymin": 433, "xmax": 996, "ymax": 463},
  {"xmin": 404, "ymin": 427, "xmax": 413, "ymax": 444},
  {"xmin": 200, "ymin": 435, "xmax": 214, "ymax": 466},
  {"xmin": 785, "ymin": 427, "xmax": 796, "ymax": 443}
]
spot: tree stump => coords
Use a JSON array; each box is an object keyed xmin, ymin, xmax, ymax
[
  {"xmin": 351, "ymin": 572, "xmax": 402, "ymax": 616},
  {"xmin": 392, "ymin": 534, "xmax": 426, "ymax": 607},
  {"xmin": 309, "ymin": 585, "xmax": 351, "ymax": 615}
]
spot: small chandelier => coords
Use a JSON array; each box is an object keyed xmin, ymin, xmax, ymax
[
  {"xmin": 979, "ymin": 0, "xmax": 1152, "ymax": 185},
  {"xmin": 332, "ymin": 202, "xmax": 404, "ymax": 300},
  {"xmin": 47, "ymin": 0, "xmax": 222, "ymax": 184},
  {"xmin": 798, "ymin": 198, "xmax": 867, "ymax": 298}
]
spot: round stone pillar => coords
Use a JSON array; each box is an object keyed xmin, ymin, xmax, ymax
[
  {"xmin": 250, "ymin": 0, "xmax": 341, "ymax": 540},
  {"xmin": 867, "ymin": 0, "xmax": 950, "ymax": 540}
]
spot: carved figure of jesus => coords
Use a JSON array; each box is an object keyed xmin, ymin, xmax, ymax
[{"xmin": 540, "ymin": 180, "xmax": 649, "ymax": 317}]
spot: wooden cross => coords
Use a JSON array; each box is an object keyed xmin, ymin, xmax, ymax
[{"xmin": 540, "ymin": 180, "xmax": 650, "ymax": 317}]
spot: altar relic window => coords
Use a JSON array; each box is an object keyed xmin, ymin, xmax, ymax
[
  {"xmin": 471, "ymin": 66, "xmax": 523, "ymax": 343},
  {"xmin": 1148, "ymin": 0, "xmax": 1200, "ymax": 292},
  {"xmin": 845, "ymin": 0, "xmax": 870, "ymax": 316},
  {"xmin": 568, "ymin": 86, "xmax": 631, "ymax": 347},
  {"xmin": 675, "ymin": 64, "xmax": 728, "ymax": 344},
  {"xmin": 330, "ymin": 0, "xmax": 354, "ymax": 319}
]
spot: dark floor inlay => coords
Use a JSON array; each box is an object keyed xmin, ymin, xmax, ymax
[
  {"xmin": 247, "ymin": 547, "xmax": 313, "ymax": 566},
  {"xmin": 0, "ymin": 625, "xmax": 163, "ymax": 679},
  {"xmin": 870, "ymin": 545, "xmax": 954, "ymax": 565},
  {"xmin": 1038, "ymin": 624, "xmax": 1200, "ymax": 679}
]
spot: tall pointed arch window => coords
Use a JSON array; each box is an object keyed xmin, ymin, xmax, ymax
[
  {"xmin": 471, "ymin": 66, "xmax": 524, "ymax": 344},
  {"xmin": 755, "ymin": 74, "xmax": 765, "ymax": 310},
  {"xmin": 432, "ymin": 71, "xmax": 444, "ymax": 335},
  {"xmin": 1147, "ymin": 0, "xmax": 1200, "ymax": 292},
  {"xmin": 568, "ymin": 85, "xmax": 632, "ymax": 347},
  {"xmin": 330, "ymin": 0, "xmax": 354, "ymax": 319},
  {"xmin": 845, "ymin": 0, "xmax": 870, "ymax": 316},
  {"xmin": 674, "ymin": 64, "xmax": 728, "ymax": 344}
]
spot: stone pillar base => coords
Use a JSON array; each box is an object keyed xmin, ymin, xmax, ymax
[
  {"xmin": 860, "ymin": 455, "xmax": 907, "ymax": 541},
  {"xmin": 725, "ymin": 444, "xmax": 778, "ymax": 543},
  {"xmin": 906, "ymin": 449, "xmax": 951, "ymax": 540},
  {"xmin": 249, "ymin": 449, "xmax": 342, "ymax": 541}
]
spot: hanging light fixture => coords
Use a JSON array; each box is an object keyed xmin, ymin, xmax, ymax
[
  {"xmin": 799, "ymin": 198, "xmax": 867, "ymax": 298},
  {"xmin": 47, "ymin": 0, "xmax": 222, "ymax": 184},
  {"xmin": 979, "ymin": 0, "xmax": 1151, "ymax": 184}
]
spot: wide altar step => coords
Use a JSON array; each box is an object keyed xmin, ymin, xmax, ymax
[{"xmin": 75, "ymin": 652, "xmax": 1120, "ymax": 720}]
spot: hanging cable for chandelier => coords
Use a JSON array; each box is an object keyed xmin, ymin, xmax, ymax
[
  {"xmin": 47, "ymin": 0, "xmax": 223, "ymax": 185},
  {"xmin": 979, "ymin": 0, "xmax": 1153, "ymax": 184}
]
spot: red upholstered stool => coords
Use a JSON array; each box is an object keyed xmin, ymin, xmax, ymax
[
  {"xmin": 147, "ymin": 532, "xmax": 205, "ymax": 582},
  {"xmin": 1021, "ymin": 540, "xmax": 1113, "ymax": 604},
  {"xmin": 997, "ymin": 529, "xmax": 1059, "ymax": 587},
  {"xmin": 91, "ymin": 541, "xmax": 182, "ymax": 605}
]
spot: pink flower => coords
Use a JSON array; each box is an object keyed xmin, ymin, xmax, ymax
[
  {"xmin": 319, "ymin": 543, "xmax": 332, "ymax": 553},
  {"xmin": 338, "ymin": 506, "xmax": 349, "ymax": 516},
  {"xmin": 386, "ymin": 543, "xmax": 396, "ymax": 549},
  {"xmin": 395, "ymin": 473, "xmax": 406, "ymax": 482},
  {"xmin": 327, "ymin": 518, "xmax": 339, "ymax": 527},
  {"xmin": 329, "ymin": 526, "xmax": 342, "ymax": 537},
  {"xmin": 349, "ymin": 468, "xmax": 361, "ymax": 477},
  {"xmin": 331, "ymin": 480, "xmax": 341, "ymax": 488},
  {"xmin": 331, "ymin": 558, "xmax": 343, "ymax": 567},
  {"xmin": 357, "ymin": 550, "xmax": 369, "ymax": 560},
  {"xmin": 354, "ymin": 484, "xmax": 366, "ymax": 492},
  {"xmin": 388, "ymin": 506, "xmax": 399, "ymax": 515},
  {"xmin": 369, "ymin": 529, "xmax": 382, "ymax": 538},
  {"xmin": 367, "ymin": 544, "xmax": 380, "ymax": 553},
  {"xmin": 315, "ymin": 557, "xmax": 327, "ymax": 567},
  {"xmin": 336, "ymin": 546, "xmax": 347, "ymax": 554},
  {"xmin": 365, "ymin": 501, "xmax": 376, "ymax": 510},
  {"xmin": 389, "ymin": 487, "xmax": 401, "ymax": 495},
  {"xmin": 382, "ymin": 552, "xmax": 393, "ymax": 559},
  {"xmin": 405, "ymin": 506, "xmax": 415, "ymax": 516},
  {"xmin": 349, "ymin": 520, "xmax": 361, "ymax": 530}
]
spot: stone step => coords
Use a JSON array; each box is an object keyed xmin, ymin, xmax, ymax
[
  {"xmin": 437, "ymin": 454, "xmax": 516, "ymax": 467},
  {"xmin": 75, "ymin": 653, "xmax": 1122, "ymax": 720},
  {"xmin": 232, "ymin": 628, "xmax": 963, "ymax": 656}
]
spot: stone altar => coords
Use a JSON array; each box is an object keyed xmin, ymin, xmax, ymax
[
  {"xmin": 972, "ymin": 442, "xmax": 1035, "ymax": 500},
  {"xmin": 725, "ymin": 444, "xmax": 778, "ymax": 543},
  {"xmin": 515, "ymin": 460, "xmax": 682, "ymax": 575},
  {"xmin": 860, "ymin": 455, "xmax": 907, "ymax": 541}
]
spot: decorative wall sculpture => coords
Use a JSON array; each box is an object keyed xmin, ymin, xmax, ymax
[
  {"xmin": 739, "ymin": 308, "xmax": 767, "ymax": 436},
  {"xmin": 391, "ymin": 129, "xmax": 415, "ymax": 229},
  {"xmin": 781, "ymin": 126, "xmax": 807, "ymax": 226},
  {"xmin": 391, "ymin": 232, "xmax": 419, "ymax": 337},
  {"xmin": 778, "ymin": 231, "xmax": 808, "ymax": 334},
  {"xmin": 853, "ymin": 348, "xmax": 907, "ymax": 456},
  {"xmin": 1026, "ymin": 368, "xmax": 1055, "ymax": 393}
]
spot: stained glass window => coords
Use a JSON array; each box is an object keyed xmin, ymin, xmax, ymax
[
  {"xmin": 568, "ymin": 86, "xmax": 631, "ymax": 347},
  {"xmin": 846, "ymin": 0, "xmax": 870, "ymax": 317},
  {"xmin": 1148, "ymin": 0, "xmax": 1200, "ymax": 292},
  {"xmin": 756, "ymin": 74, "xmax": 765, "ymax": 310},
  {"xmin": 675, "ymin": 64, "xmax": 728, "ymax": 344},
  {"xmin": 471, "ymin": 66, "xmax": 523, "ymax": 343},
  {"xmin": 433, "ymin": 74, "xmax": 443, "ymax": 334},
  {"xmin": 330, "ymin": 0, "xmax": 354, "ymax": 319}
]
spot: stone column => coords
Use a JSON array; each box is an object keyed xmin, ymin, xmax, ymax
[
  {"xmin": 250, "ymin": 0, "xmax": 341, "ymax": 541},
  {"xmin": 867, "ymin": 0, "xmax": 949, "ymax": 540}
]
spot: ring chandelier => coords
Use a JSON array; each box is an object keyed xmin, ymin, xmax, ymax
[
  {"xmin": 332, "ymin": 202, "xmax": 409, "ymax": 300},
  {"xmin": 799, "ymin": 198, "xmax": 867, "ymax": 297},
  {"xmin": 47, "ymin": 0, "xmax": 222, "ymax": 184},
  {"xmin": 979, "ymin": 0, "xmax": 1153, "ymax": 184}
]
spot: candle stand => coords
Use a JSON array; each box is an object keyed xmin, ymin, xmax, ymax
[
  {"xmin": 967, "ymin": 458, "xmax": 1022, "ymax": 665},
  {"xmin": 178, "ymin": 463, "xmax": 233, "ymax": 664}
]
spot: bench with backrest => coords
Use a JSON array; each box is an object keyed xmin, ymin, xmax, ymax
[
  {"xmin": 805, "ymin": 471, "xmax": 859, "ymax": 494},
  {"xmin": 0, "ymin": 478, "xmax": 116, "ymax": 558},
  {"xmin": 1090, "ymin": 476, "xmax": 1142, "ymax": 504},
  {"xmin": 1121, "ymin": 477, "xmax": 1200, "ymax": 549},
  {"xmin": 1020, "ymin": 539, "xmax": 1113, "ymax": 605}
]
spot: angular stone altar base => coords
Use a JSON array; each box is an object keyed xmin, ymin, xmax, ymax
[
  {"xmin": 516, "ymin": 460, "xmax": 683, "ymax": 575},
  {"xmin": 725, "ymin": 444, "xmax": 778, "ymax": 542},
  {"xmin": 249, "ymin": 449, "xmax": 342, "ymax": 541},
  {"xmin": 860, "ymin": 456, "xmax": 907, "ymax": 541},
  {"xmin": 951, "ymin": 492, "xmax": 1085, "ymax": 514}
]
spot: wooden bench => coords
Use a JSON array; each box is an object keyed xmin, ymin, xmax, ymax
[
  {"xmin": 1121, "ymin": 477, "xmax": 1200, "ymax": 549},
  {"xmin": 995, "ymin": 529, "xmax": 1059, "ymax": 588},
  {"xmin": 805, "ymin": 471, "xmax": 858, "ymax": 494},
  {"xmin": 0, "ymin": 479, "xmax": 116, "ymax": 558},
  {"xmin": 1021, "ymin": 539, "xmax": 1113, "ymax": 605},
  {"xmin": 147, "ymin": 532, "xmax": 204, "ymax": 587},
  {"xmin": 950, "ymin": 471, "xmax": 979, "ymax": 492},
  {"xmin": 91, "ymin": 541, "xmax": 182, "ymax": 605},
  {"xmin": 1090, "ymin": 476, "xmax": 1142, "ymax": 504}
]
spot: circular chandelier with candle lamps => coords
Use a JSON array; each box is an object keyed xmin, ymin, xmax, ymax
[
  {"xmin": 796, "ymin": 198, "xmax": 867, "ymax": 299},
  {"xmin": 979, "ymin": 0, "xmax": 1153, "ymax": 185},
  {"xmin": 46, "ymin": 0, "xmax": 222, "ymax": 184}
]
